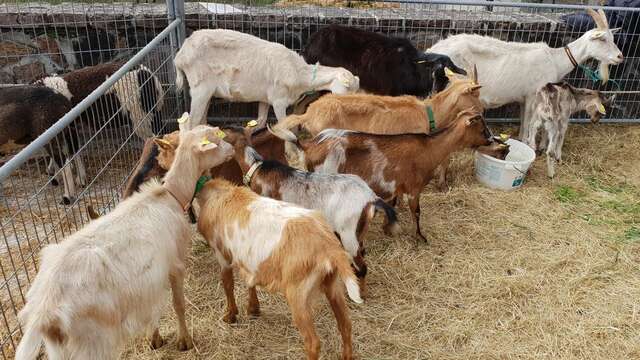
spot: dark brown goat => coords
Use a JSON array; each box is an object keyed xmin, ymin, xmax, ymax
[
  {"xmin": 303, "ymin": 24, "xmax": 466, "ymax": 97},
  {"xmin": 278, "ymin": 110, "xmax": 493, "ymax": 243},
  {"xmin": 121, "ymin": 126, "xmax": 286, "ymax": 199}
]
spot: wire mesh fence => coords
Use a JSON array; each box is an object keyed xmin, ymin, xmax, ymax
[
  {"xmin": 0, "ymin": 15, "xmax": 182, "ymax": 357},
  {"xmin": 173, "ymin": 0, "xmax": 640, "ymax": 122}
]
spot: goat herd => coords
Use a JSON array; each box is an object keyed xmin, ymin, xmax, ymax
[{"xmin": 12, "ymin": 7, "xmax": 624, "ymax": 360}]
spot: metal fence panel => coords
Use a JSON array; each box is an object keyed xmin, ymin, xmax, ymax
[
  {"xmin": 175, "ymin": 0, "xmax": 640, "ymax": 123},
  {"xmin": 0, "ymin": 14, "xmax": 182, "ymax": 358}
]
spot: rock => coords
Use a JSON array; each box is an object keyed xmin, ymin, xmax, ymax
[{"xmin": 13, "ymin": 62, "xmax": 46, "ymax": 83}]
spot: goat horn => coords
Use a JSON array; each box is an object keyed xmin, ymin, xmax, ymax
[
  {"xmin": 598, "ymin": 8, "xmax": 609, "ymax": 28},
  {"xmin": 587, "ymin": 8, "xmax": 607, "ymax": 30},
  {"xmin": 472, "ymin": 64, "xmax": 478, "ymax": 84}
]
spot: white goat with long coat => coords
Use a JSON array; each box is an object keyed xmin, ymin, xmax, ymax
[
  {"xmin": 174, "ymin": 29, "xmax": 360, "ymax": 129},
  {"xmin": 429, "ymin": 9, "xmax": 622, "ymax": 139},
  {"xmin": 15, "ymin": 122, "xmax": 234, "ymax": 360}
]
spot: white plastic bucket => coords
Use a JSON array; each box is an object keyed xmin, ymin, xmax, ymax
[{"xmin": 474, "ymin": 139, "xmax": 536, "ymax": 191}]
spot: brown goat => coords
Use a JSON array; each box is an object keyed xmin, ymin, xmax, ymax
[
  {"xmin": 121, "ymin": 126, "xmax": 286, "ymax": 199},
  {"xmin": 273, "ymin": 109, "xmax": 493, "ymax": 242},
  {"xmin": 274, "ymin": 68, "xmax": 483, "ymax": 189}
]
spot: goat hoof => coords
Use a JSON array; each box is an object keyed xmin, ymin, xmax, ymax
[
  {"xmin": 176, "ymin": 335, "xmax": 194, "ymax": 351},
  {"xmin": 150, "ymin": 334, "xmax": 165, "ymax": 349},
  {"xmin": 247, "ymin": 306, "xmax": 260, "ymax": 318},
  {"xmin": 50, "ymin": 178, "xmax": 59, "ymax": 186},
  {"xmin": 60, "ymin": 196, "xmax": 73, "ymax": 205},
  {"xmin": 223, "ymin": 312, "xmax": 238, "ymax": 324},
  {"xmin": 417, "ymin": 233, "xmax": 429, "ymax": 245}
]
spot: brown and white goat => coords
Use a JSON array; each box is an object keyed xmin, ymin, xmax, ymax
[
  {"xmin": 121, "ymin": 126, "xmax": 286, "ymax": 199},
  {"xmin": 272, "ymin": 109, "xmax": 493, "ymax": 243},
  {"xmin": 525, "ymin": 81, "xmax": 613, "ymax": 178},
  {"xmin": 160, "ymin": 125, "xmax": 398, "ymax": 297},
  {"xmin": 196, "ymin": 178, "xmax": 362, "ymax": 360},
  {"xmin": 273, "ymin": 68, "xmax": 483, "ymax": 189},
  {"xmin": 15, "ymin": 124, "xmax": 234, "ymax": 360}
]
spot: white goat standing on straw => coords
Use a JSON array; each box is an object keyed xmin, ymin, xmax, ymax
[{"xmin": 429, "ymin": 8, "xmax": 622, "ymax": 140}]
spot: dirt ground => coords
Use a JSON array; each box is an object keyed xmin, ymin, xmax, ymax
[{"xmin": 107, "ymin": 124, "xmax": 639, "ymax": 359}]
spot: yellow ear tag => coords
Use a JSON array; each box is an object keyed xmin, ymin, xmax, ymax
[
  {"xmin": 598, "ymin": 104, "xmax": 606, "ymax": 115},
  {"xmin": 499, "ymin": 133, "xmax": 510, "ymax": 141},
  {"xmin": 215, "ymin": 130, "xmax": 226, "ymax": 139},
  {"xmin": 246, "ymin": 120, "xmax": 258, "ymax": 128},
  {"xmin": 156, "ymin": 138, "xmax": 171, "ymax": 147},
  {"xmin": 444, "ymin": 67, "xmax": 455, "ymax": 77},
  {"xmin": 177, "ymin": 113, "xmax": 189, "ymax": 124},
  {"xmin": 200, "ymin": 137, "xmax": 211, "ymax": 145}
]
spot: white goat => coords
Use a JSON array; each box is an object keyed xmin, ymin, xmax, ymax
[
  {"xmin": 429, "ymin": 8, "xmax": 622, "ymax": 139},
  {"xmin": 15, "ymin": 122, "xmax": 234, "ymax": 360},
  {"xmin": 174, "ymin": 29, "xmax": 360, "ymax": 129},
  {"xmin": 525, "ymin": 81, "xmax": 613, "ymax": 178}
]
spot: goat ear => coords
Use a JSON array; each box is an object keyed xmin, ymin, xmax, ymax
[
  {"xmin": 465, "ymin": 85, "xmax": 482, "ymax": 94},
  {"xmin": 199, "ymin": 137, "xmax": 218, "ymax": 152},
  {"xmin": 590, "ymin": 30, "xmax": 607, "ymax": 40},
  {"xmin": 153, "ymin": 138, "xmax": 174, "ymax": 151},
  {"xmin": 177, "ymin": 112, "xmax": 190, "ymax": 132}
]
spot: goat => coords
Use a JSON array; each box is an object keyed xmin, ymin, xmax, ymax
[
  {"xmin": 526, "ymin": 81, "xmax": 614, "ymax": 178},
  {"xmin": 273, "ymin": 68, "xmax": 483, "ymax": 190},
  {"xmin": 274, "ymin": 109, "xmax": 493, "ymax": 243},
  {"xmin": 174, "ymin": 29, "xmax": 360, "ymax": 129},
  {"xmin": 196, "ymin": 177, "xmax": 362, "ymax": 360},
  {"xmin": 429, "ymin": 8, "xmax": 623, "ymax": 139},
  {"xmin": 0, "ymin": 85, "xmax": 81, "ymax": 204},
  {"xmin": 36, "ymin": 62, "xmax": 165, "ymax": 140},
  {"xmin": 303, "ymin": 24, "xmax": 466, "ymax": 96},
  {"xmin": 15, "ymin": 124, "xmax": 234, "ymax": 360},
  {"xmin": 157, "ymin": 125, "xmax": 398, "ymax": 297},
  {"xmin": 121, "ymin": 126, "xmax": 286, "ymax": 199}
]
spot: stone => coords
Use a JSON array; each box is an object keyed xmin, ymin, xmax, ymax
[{"xmin": 13, "ymin": 62, "xmax": 46, "ymax": 84}]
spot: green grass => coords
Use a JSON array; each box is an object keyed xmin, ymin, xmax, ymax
[{"xmin": 555, "ymin": 185, "xmax": 583, "ymax": 203}]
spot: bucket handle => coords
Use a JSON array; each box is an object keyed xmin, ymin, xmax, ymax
[{"xmin": 511, "ymin": 164, "xmax": 528, "ymax": 175}]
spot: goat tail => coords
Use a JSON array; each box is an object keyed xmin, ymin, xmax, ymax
[
  {"xmin": 272, "ymin": 114, "xmax": 308, "ymax": 133},
  {"xmin": 373, "ymin": 198, "xmax": 400, "ymax": 236},
  {"xmin": 86, "ymin": 205, "xmax": 100, "ymax": 220},
  {"xmin": 15, "ymin": 304, "xmax": 65, "ymax": 360},
  {"xmin": 331, "ymin": 254, "xmax": 363, "ymax": 304},
  {"xmin": 15, "ymin": 322, "xmax": 43, "ymax": 360}
]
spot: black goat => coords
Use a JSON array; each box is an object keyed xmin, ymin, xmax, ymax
[
  {"xmin": 302, "ymin": 24, "xmax": 467, "ymax": 97},
  {"xmin": 0, "ymin": 85, "xmax": 82, "ymax": 204}
]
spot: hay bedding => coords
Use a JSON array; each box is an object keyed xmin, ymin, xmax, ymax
[
  {"xmin": 119, "ymin": 124, "xmax": 640, "ymax": 360},
  {"xmin": 5, "ymin": 124, "xmax": 639, "ymax": 359}
]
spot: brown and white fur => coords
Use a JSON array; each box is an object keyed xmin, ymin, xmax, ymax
[
  {"xmin": 196, "ymin": 178, "xmax": 362, "ymax": 360},
  {"xmin": 525, "ymin": 81, "xmax": 613, "ymax": 178},
  {"xmin": 272, "ymin": 109, "xmax": 493, "ymax": 243},
  {"xmin": 161, "ymin": 126, "xmax": 398, "ymax": 297},
  {"xmin": 15, "ymin": 123, "xmax": 234, "ymax": 360}
]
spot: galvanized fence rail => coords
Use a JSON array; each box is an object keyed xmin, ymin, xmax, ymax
[{"xmin": 0, "ymin": 0, "xmax": 639, "ymax": 358}]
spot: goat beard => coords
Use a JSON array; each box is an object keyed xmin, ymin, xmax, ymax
[{"xmin": 599, "ymin": 62, "xmax": 610, "ymax": 83}]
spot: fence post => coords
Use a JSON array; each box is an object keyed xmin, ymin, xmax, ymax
[{"xmin": 167, "ymin": 0, "xmax": 188, "ymax": 115}]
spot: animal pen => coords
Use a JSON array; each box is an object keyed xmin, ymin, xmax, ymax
[{"xmin": 1, "ymin": 0, "xmax": 640, "ymax": 358}]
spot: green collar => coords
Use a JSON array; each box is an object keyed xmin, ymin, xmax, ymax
[
  {"xmin": 194, "ymin": 175, "xmax": 211, "ymax": 196},
  {"xmin": 426, "ymin": 106, "xmax": 436, "ymax": 132}
]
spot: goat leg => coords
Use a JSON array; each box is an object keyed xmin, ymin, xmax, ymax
[
  {"xmin": 247, "ymin": 286, "xmax": 261, "ymax": 317},
  {"xmin": 149, "ymin": 328, "xmax": 164, "ymax": 349},
  {"xmin": 169, "ymin": 272, "xmax": 194, "ymax": 351},
  {"xmin": 408, "ymin": 194, "xmax": 428, "ymax": 244},
  {"xmin": 221, "ymin": 266, "xmax": 239, "ymax": 324}
]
